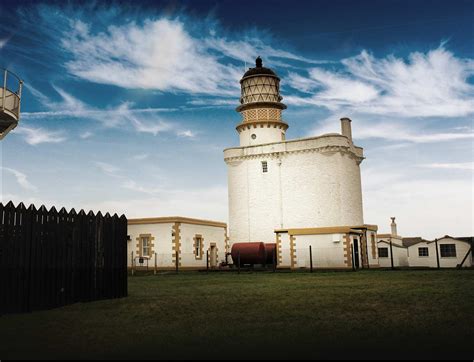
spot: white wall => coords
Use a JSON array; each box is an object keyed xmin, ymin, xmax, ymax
[
  {"xmin": 437, "ymin": 237, "xmax": 472, "ymax": 268},
  {"xmin": 407, "ymin": 241, "xmax": 437, "ymax": 268},
  {"xmin": 377, "ymin": 241, "xmax": 408, "ymax": 268},
  {"xmin": 128, "ymin": 223, "xmax": 173, "ymax": 268},
  {"xmin": 127, "ymin": 222, "xmax": 227, "ymax": 269},
  {"xmin": 239, "ymin": 126, "xmax": 286, "ymax": 146},
  {"xmin": 293, "ymin": 234, "xmax": 347, "ymax": 268},
  {"xmin": 225, "ymin": 134, "xmax": 364, "ymax": 244},
  {"xmin": 179, "ymin": 223, "xmax": 227, "ymax": 268}
]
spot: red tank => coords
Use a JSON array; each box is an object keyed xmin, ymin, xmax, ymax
[
  {"xmin": 231, "ymin": 242, "xmax": 266, "ymax": 265},
  {"xmin": 265, "ymin": 243, "xmax": 277, "ymax": 265}
]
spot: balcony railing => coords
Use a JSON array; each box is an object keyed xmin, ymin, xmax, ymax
[{"xmin": 0, "ymin": 68, "xmax": 23, "ymax": 139}]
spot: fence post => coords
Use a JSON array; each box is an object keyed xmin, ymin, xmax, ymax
[
  {"xmin": 309, "ymin": 245, "xmax": 313, "ymax": 273},
  {"xmin": 131, "ymin": 251, "xmax": 134, "ymax": 276},
  {"xmin": 435, "ymin": 239, "xmax": 440, "ymax": 269},
  {"xmin": 238, "ymin": 251, "xmax": 241, "ymax": 274},
  {"xmin": 175, "ymin": 251, "xmax": 179, "ymax": 273},
  {"xmin": 389, "ymin": 239, "xmax": 394, "ymax": 270},
  {"xmin": 154, "ymin": 253, "xmax": 157, "ymax": 275},
  {"xmin": 351, "ymin": 244, "xmax": 356, "ymax": 272}
]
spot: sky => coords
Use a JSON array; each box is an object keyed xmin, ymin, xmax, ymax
[{"xmin": 0, "ymin": 0, "xmax": 473, "ymax": 239}]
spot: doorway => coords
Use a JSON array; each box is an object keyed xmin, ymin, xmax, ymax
[
  {"xmin": 210, "ymin": 244, "xmax": 217, "ymax": 268},
  {"xmin": 353, "ymin": 238, "xmax": 360, "ymax": 269}
]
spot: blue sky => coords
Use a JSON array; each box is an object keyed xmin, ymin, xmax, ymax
[{"xmin": 0, "ymin": 0, "xmax": 473, "ymax": 239}]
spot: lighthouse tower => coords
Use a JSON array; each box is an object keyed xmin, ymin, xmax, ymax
[
  {"xmin": 236, "ymin": 56, "xmax": 288, "ymax": 146},
  {"xmin": 224, "ymin": 58, "xmax": 366, "ymax": 246}
]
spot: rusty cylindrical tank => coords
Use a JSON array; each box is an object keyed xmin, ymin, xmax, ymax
[
  {"xmin": 265, "ymin": 243, "xmax": 276, "ymax": 265},
  {"xmin": 231, "ymin": 242, "xmax": 266, "ymax": 265}
]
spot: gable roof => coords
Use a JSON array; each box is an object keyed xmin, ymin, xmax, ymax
[{"xmin": 402, "ymin": 237, "xmax": 430, "ymax": 247}]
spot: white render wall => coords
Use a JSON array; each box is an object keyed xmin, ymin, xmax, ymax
[
  {"xmin": 127, "ymin": 221, "xmax": 227, "ymax": 268},
  {"xmin": 239, "ymin": 126, "xmax": 286, "ymax": 146},
  {"xmin": 128, "ymin": 223, "xmax": 174, "ymax": 267},
  {"xmin": 179, "ymin": 223, "xmax": 228, "ymax": 267},
  {"xmin": 377, "ymin": 241, "xmax": 409, "ymax": 267},
  {"xmin": 225, "ymin": 134, "xmax": 364, "ymax": 244},
  {"xmin": 407, "ymin": 238, "xmax": 472, "ymax": 268},
  {"xmin": 293, "ymin": 234, "xmax": 347, "ymax": 269}
]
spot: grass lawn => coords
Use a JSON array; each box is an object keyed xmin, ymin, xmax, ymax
[{"xmin": 0, "ymin": 269, "xmax": 473, "ymax": 360}]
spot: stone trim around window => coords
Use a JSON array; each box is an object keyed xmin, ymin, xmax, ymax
[
  {"xmin": 193, "ymin": 234, "xmax": 204, "ymax": 260},
  {"xmin": 136, "ymin": 233, "xmax": 155, "ymax": 258}
]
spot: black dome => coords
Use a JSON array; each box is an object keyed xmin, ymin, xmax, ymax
[{"xmin": 242, "ymin": 57, "xmax": 279, "ymax": 79}]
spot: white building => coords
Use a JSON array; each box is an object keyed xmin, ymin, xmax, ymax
[
  {"xmin": 377, "ymin": 217, "xmax": 409, "ymax": 268},
  {"xmin": 224, "ymin": 57, "xmax": 374, "ymax": 270},
  {"xmin": 127, "ymin": 217, "xmax": 228, "ymax": 270},
  {"xmin": 405, "ymin": 236, "xmax": 473, "ymax": 268}
]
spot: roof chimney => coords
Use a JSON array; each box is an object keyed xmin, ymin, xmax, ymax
[
  {"xmin": 340, "ymin": 117, "xmax": 352, "ymax": 142},
  {"xmin": 390, "ymin": 217, "xmax": 397, "ymax": 236}
]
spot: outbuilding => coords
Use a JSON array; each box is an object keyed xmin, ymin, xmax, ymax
[{"xmin": 127, "ymin": 216, "xmax": 228, "ymax": 270}]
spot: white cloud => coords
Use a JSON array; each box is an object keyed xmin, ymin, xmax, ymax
[
  {"xmin": 13, "ymin": 126, "xmax": 67, "ymax": 145},
  {"xmin": 61, "ymin": 19, "xmax": 241, "ymax": 96},
  {"xmin": 1, "ymin": 167, "xmax": 37, "ymax": 191},
  {"xmin": 59, "ymin": 17, "xmax": 330, "ymax": 97},
  {"xmin": 94, "ymin": 161, "xmax": 122, "ymax": 177},
  {"xmin": 419, "ymin": 162, "xmax": 474, "ymax": 170},
  {"xmin": 288, "ymin": 47, "xmax": 474, "ymax": 118},
  {"xmin": 362, "ymin": 170, "xmax": 473, "ymax": 239},
  {"xmin": 177, "ymin": 130, "xmax": 196, "ymax": 138},
  {"xmin": 131, "ymin": 153, "xmax": 149, "ymax": 161},
  {"xmin": 24, "ymin": 87, "xmax": 197, "ymax": 137},
  {"xmin": 0, "ymin": 36, "xmax": 10, "ymax": 49},
  {"xmin": 308, "ymin": 116, "xmax": 474, "ymax": 143},
  {"xmin": 80, "ymin": 131, "xmax": 93, "ymax": 139}
]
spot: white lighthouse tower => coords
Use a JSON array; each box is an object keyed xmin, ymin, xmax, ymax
[{"xmin": 224, "ymin": 58, "xmax": 365, "ymax": 245}]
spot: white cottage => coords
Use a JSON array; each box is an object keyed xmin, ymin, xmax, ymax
[
  {"xmin": 377, "ymin": 217, "xmax": 409, "ymax": 268},
  {"xmin": 127, "ymin": 217, "xmax": 228, "ymax": 270},
  {"xmin": 405, "ymin": 236, "xmax": 472, "ymax": 268}
]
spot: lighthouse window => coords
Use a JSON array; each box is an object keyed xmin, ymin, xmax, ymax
[
  {"xmin": 262, "ymin": 161, "xmax": 268, "ymax": 173},
  {"xmin": 251, "ymin": 134, "xmax": 257, "ymax": 140}
]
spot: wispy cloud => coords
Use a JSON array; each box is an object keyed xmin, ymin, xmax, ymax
[
  {"xmin": 131, "ymin": 153, "xmax": 149, "ymax": 161},
  {"xmin": 94, "ymin": 161, "xmax": 122, "ymax": 178},
  {"xmin": 0, "ymin": 36, "xmax": 10, "ymax": 49},
  {"xmin": 177, "ymin": 130, "xmax": 196, "ymax": 138},
  {"xmin": 419, "ymin": 162, "xmax": 474, "ymax": 170},
  {"xmin": 288, "ymin": 47, "xmax": 474, "ymax": 118},
  {"xmin": 1, "ymin": 167, "xmax": 37, "ymax": 191},
  {"xmin": 13, "ymin": 126, "xmax": 67, "ymax": 145},
  {"xmin": 24, "ymin": 87, "xmax": 198, "ymax": 138},
  {"xmin": 309, "ymin": 116, "xmax": 474, "ymax": 143},
  {"xmin": 80, "ymin": 131, "xmax": 93, "ymax": 139},
  {"xmin": 58, "ymin": 16, "xmax": 329, "ymax": 97}
]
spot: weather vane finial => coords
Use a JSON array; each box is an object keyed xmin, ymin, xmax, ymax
[{"xmin": 256, "ymin": 56, "xmax": 262, "ymax": 68}]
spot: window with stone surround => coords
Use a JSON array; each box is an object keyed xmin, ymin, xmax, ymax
[
  {"xmin": 194, "ymin": 235, "xmax": 204, "ymax": 260},
  {"xmin": 262, "ymin": 161, "xmax": 268, "ymax": 173}
]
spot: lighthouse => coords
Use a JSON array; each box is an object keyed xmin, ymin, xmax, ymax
[{"xmin": 224, "ymin": 58, "xmax": 365, "ymax": 245}]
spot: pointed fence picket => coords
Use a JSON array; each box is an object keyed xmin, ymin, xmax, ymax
[{"xmin": 0, "ymin": 201, "xmax": 128, "ymax": 314}]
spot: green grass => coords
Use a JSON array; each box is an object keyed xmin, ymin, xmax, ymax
[{"xmin": 1, "ymin": 270, "xmax": 473, "ymax": 359}]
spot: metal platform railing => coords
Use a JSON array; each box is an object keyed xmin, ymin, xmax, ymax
[{"xmin": 0, "ymin": 68, "xmax": 23, "ymax": 139}]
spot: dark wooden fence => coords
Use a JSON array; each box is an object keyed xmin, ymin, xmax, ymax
[{"xmin": 0, "ymin": 201, "xmax": 128, "ymax": 314}]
